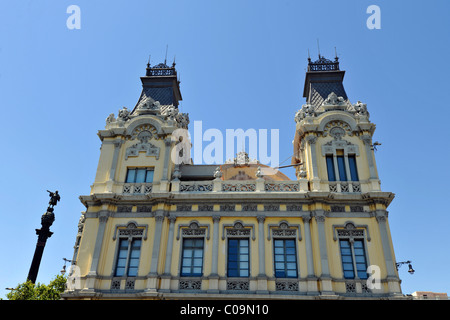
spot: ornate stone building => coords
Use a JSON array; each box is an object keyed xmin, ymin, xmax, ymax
[{"xmin": 62, "ymin": 56, "xmax": 404, "ymax": 300}]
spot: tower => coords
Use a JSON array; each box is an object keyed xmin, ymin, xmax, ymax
[{"xmin": 292, "ymin": 55, "xmax": 401, "ymax": 295}]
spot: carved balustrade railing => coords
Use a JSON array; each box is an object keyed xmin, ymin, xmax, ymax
[
  {"xmin": 179, "ymin": 181, "xmax": 213, "ymax": 192},
  {"xmin": 122, "ymin": 183, "xmax": 153, "ymax": 194},
  {"xmin": 222, "ymin": 181, "xmax": 256, "ymax": 192},
  {"xmin": 328, "ymin": 181, "xmax": 361, "ymax": 193},
  {"xmin": 264, "ymin": 181, "xmax": 300, "ymax": 192}
]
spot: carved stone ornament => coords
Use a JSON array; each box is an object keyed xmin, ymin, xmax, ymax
[
  {"xmin": 117, "ymin": 107, "xmax": 131, "ymax": 121},
  {"xmin": 352, "ymin": 101, "xmax": 369, "ymax": 118},
  {"xmin": 130, "ymin": 124, "xmax": 159, "ymax": 141},
  {"xmin": 267, "ymin": 221, "xmax": 301, "ymax": 241},
  {"xmin": 323, "ymin": 120, "xmax": 352, "ymax": 138},
  {"xmin": 332, "ymin": 222, "xmax": 371, "ymax": 242},
  {"xmin": 213, "ymin": 166, "xmax": 222, "ymax": 179},
  {"xmin": 295, "ymin": 103, "xmax": 315, "ymax": 122},
  {"xmin": 177, "ymin": 221, "xmax": 210, "ymax": 240},
  {"xmin": 222, "ymin": 221, "xmax": 255, "ymax": 240},
  {"xmin": 322, "ymin": 92, "xmax": 346, "ymax": 107},
  {"xmin": 125, "ymin": 141, "xmax": 160, "ymax": 160},
  {"xmin": 113, "ymin": 221, "xmax": 148, "ymax": 240}
]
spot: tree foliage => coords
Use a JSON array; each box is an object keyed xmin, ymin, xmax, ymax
[{"xmin": 6, "ymin": 275, "xmax": 67, "ymax": 300}]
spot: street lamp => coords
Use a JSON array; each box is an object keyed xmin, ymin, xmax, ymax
[
  {"xmin": 396, "ymin": 260, "xmax": 415, "ymax": 275},
  {"xmin": 27, "ymin": 190, "xmax": 61, "ymax": 284},
  {"xmin": 60, "ymin": 258, "xmax": 72, "ymax": 275}
]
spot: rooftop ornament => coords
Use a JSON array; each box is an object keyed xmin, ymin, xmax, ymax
[{"xmin": 307, "ymin": 54, "xmax": 340, "ymax": 72}]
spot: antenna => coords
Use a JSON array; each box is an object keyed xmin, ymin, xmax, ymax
[
  {"xmin": 147, "ymin": 55, "xmax": 151, "ymax": 68},
  {"xmin": 164, "ymin": 45, "xmax": 168, "ymax": 65},
  {"xmin": 317, "ymin": 39, "xmax": 321, "ymax": 57}
]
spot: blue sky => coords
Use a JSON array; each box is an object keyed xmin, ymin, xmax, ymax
[{"xmin": 1, "ymin": 0, "xmax": 449, "ymax": 298}]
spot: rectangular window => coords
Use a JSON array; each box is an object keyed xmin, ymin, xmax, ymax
[
  {"xmin": 348, "ymin": 155, "xmax": 359, "ymax": 181},
  {"xmin": 126, "ymin": 168, "xmax": 154, "ymax": 183},
  {"xmin": 127, "ymin": 239, "xmax": 142, "ymax": 277},
  {"xmin": 354, "ymin": 240, "xmax": 368, "ymax": 279},
  {"xmin": 114, "ymin": 238, "xmax": 142, "ymax": 277},
  {"xmin": 326, "ymin": 155, "xmax": 336, "ymax": 181},
  {"xmin": 181, "ymin": 238, "xmax": 204, "ymax": 277},
  {"xmin": 339, "ymin": 239, "xmax": 368, "ymax": 279},
  {"xmin": 273, "ymin": 239, "xmax": 298, "ymax": 278},
  {"xmin": 227, "ymin": 239, "xmax": 250, "ymax": 277},
  {"xmin": 337, "ymin": 155, "xmax": 347, "ymax": 181}
]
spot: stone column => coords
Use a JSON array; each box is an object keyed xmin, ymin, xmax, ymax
[
  {"xmin": 106, "ymin": 140, "xmax": 123, "ymax": 192},
  {"xmin": 160, "ymin": 215, "xmax": 177, "ymax": 292},
  {"xmin": 256, "ymin": 214, "xmax": 268, "ymax": 293},
  {"xmin": 146, "ymin": 211, "xmax": 165, "ymax": 292},
  {"xmin": 375, "ymin": 210, "xmax": 401, "ymax": 295},
  {"xmin": 160, "ymin": 138, "xmax": 173, "ymax": 192},
  {"xmin": 314, "ymin": 210, "xmax": 334, "ymax": 296},
  {"xmin": 306, "ymin": 135, "xmax": 320, "ymax": 191},
  {"xmin": 208, "ymin": 215, "xmax": 221, "ymax": 293},
  {"xmin": 302, "ymin": 214, "xmax": 319, "ymax": 294},
  {"xmin": 83, "ymin": 211, "xmax": 109, "ymax": 292}
]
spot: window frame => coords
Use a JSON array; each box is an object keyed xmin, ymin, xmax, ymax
[
  {"xmin": 227, "ymin": 238, "xmax": 250, "ymax": 278},
  {"xmin": 180, "ymin": 238, "xmax": 205, "ymax": 277},
  {"xmin": 273, "ymin": 238, "xmax": 298, "ymax": 278},
  {"xmin": 125, "ymin": 167, "xmax": 154, "ymax": 183},
  {"xmin": 113, "ymin": 237, "xmax": 143, "ymax": 277}
]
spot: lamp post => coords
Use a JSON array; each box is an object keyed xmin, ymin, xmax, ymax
[
  {"xmin": 27, "ymin": 190, "xmax": 61, "ymax": 284},
  {"xmin": 396, "ymin": 260, "xmax": 415, "ymax": 275}
]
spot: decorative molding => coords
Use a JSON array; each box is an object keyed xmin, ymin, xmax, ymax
[
  {"xmin": 222, "ymin": 221, "xmax": 255, "ymax": 241},
  {"xmin": 125, "ymin": 141, "xmax": 160, "ymax": 160},
  {"xmin": 267, "ymin": 221, "xmax": 302, "ymax": 241},
  {"xmin": 179, "ymin": 280, "xmax": 201, "ymax": 290},
  {"xmin": 198, "ymin": 204, "xmax": 214, "ymax": 212},
  {"xmin": 113, "ymin": 221, "xmax": 148, "ymax": 241},
  {"xmin": 137, "ymin": 205, "xmax": 152, "ymax": 213},
  {"xmin": 264, "ymin": 204, "xmax": 279, "ymax": 211},
  {"xmin": 242, "ymin": 204, "xmax": 257, "ymax": 212},
  {"xmin": 177, "ymin": 205, "xmax": 192, "ymax": 211},
  {"xmin": 226, "ymin": 280, "xmax": 249, "ymax": 291},
  {"xmin": 332, "ymin": 221, "xmax": 371, "ymax": 242},
  {"xmin": 222, "ymin": 182, "xmax": 256, "ymax": 192},
  {"xmin": 220, "ymin": 204, "xmax": 235, "ymax": 212},
  {"xmin": 177, "ymin": 221, "xmax": 210, "ymax": 240},
  {"xmin": 275, "ymin": 280, "xmax": 299, "ymax": 291}
]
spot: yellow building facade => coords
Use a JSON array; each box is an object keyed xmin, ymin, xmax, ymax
[{"xmin": 62, "ymin": 57, "xmax": 404, "ymax": 300}]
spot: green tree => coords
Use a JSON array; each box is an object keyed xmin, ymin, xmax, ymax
[{"xmin": 6, "ymin": 275, "xmax": 67, "ymax": 300}]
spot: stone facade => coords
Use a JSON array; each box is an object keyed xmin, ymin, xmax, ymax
[{"xmin": 62, "ymin": 57, "xmax": 405, "ymax": 300}]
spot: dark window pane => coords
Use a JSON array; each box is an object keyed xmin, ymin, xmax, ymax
[
  {"xmin": 348, "ymin": 155, "xmax": 359, "ymax": 181},
  {"xmin": 146, "ymin": 169, "xmax": 154, "ymax": 183},
  {"xmin": 326, "ymin": 155, "xmax": 336, "ymax": 181},
  {"xmin": 136, "ymin": 169, "xmax": 146, "ymax": 183},
  {"xmin": 337, "ymin": 156, "xmax": 347, "ymax": 181},
  {"xmin": 126, "ymin": 169, "xmax": 136, "ymax": 183}
]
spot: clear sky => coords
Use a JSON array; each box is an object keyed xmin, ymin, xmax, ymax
[{"xmin": 1, "ymin": 0, "xmax": 449, "ymax": 299}]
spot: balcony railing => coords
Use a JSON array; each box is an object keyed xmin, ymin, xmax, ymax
[
  {"xmin": 118, "ymin": 180, "xmax": 365, "ymax": 194},
  {"xmin": 328, "ymin": 181, "xmax": 361, "ymax": 193},
  {"xmin": 122, "ymin": 183, "xmax": 153, "ymax": 194}
]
